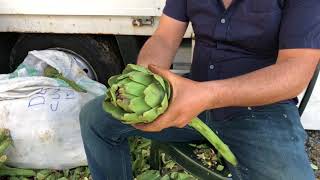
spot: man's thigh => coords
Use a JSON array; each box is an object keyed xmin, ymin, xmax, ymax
[{"xmin": 212, "ymin": 103, "xmax": 315, "ymax": 180}]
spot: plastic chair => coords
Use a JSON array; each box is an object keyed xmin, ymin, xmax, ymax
[{"xmin": 150, "ymin": 63, "xmax": 320, "ymax": 180}]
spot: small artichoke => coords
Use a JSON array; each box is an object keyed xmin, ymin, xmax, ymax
[{"xmin": 103, "ymin": 64, "xmax": 237, "ymax": 166}]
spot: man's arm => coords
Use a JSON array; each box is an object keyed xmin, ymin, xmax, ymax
[
  {"xmin": 136, "ymin": 14, "xmax": 188, "ymax": 69},
  {"xmin": 135, "ymin": 50, "xmax": 320, "ymax": 132},
  {"xmin": 202, "ymin": 49, "xmax": 320, "ymax": 109}
]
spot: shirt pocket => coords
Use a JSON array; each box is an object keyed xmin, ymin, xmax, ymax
[{"xmin": 248, "ymin": 0, "xmax": 282, "ymax": 13}]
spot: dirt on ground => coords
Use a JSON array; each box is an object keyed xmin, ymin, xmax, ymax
[{"xmin": 306, "ymin": 130, "xmax": 320, "ymax": 179}]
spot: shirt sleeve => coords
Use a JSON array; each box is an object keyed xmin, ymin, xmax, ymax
[
  {"xmin": 279, "ymin": 0, "xmax": 320, "ymax": 49},
  {"xmin": 163, "ymin": 0, "xmax": 189, "ymax": 22}
]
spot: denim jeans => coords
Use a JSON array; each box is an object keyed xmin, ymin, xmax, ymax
[{"xmin": 79, "ymin": 95, "xmax": 315, "ymax": 180}]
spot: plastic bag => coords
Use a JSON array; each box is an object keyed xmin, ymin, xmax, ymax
[
  {"xmin": 300, "ymin": 78, "xmax": 320, "ymax": 130},
  {"xmin": 0, "ymin": 50, "xmax": 106, "ymax": 169}
]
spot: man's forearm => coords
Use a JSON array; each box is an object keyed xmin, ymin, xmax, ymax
[
  {"xmin": 136, "ymin": 14, "xmax": 187, "ymax": 69},
  {"xmin": 136, "ymin": 35, "xmax": 175, "ymax": 69},
  {"xmin": 202, "ymin": 57, "xmax": 319, "ymax": 109}
]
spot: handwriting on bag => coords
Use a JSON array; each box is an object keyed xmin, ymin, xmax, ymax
[{"xmin": 28, "ymin": 88, "xmax": 76, "ymax": 111}]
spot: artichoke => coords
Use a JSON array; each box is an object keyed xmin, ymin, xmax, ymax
[{"xmin": 103, "ymin": 64, "xmax": 237, "ymax": 166}]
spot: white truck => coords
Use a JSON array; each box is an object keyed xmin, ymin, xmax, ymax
[
  {"xmin": 0, "ymin": 0, "xmax": 319, "ymax": 130},
  {"xmin": 0, "ymin": 0, "xmax": 193, "ymax": 79}
]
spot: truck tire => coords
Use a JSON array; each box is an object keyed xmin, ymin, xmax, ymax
[
  {"xmin": 10, "ymin": 34, "xmax": 123, "ymax": 82},
  {"xmin": 0, "ymin": 33, "xmax": 18, "ymax": 73}
]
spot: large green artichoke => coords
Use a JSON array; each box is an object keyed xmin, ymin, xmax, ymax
[{"xmin": 103, "ymin": 64, "xmax": 237, "ymax": 166}]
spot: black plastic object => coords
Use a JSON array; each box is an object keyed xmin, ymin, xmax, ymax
[
  {"xmin": 150, "ymin": 62, "xmax": 320, "ymax": 180},
  {"xmin": 299, "ymin": 63, "xmax": 320, "ymax": 116},
  {"xmin": 150, "ymin": 141, "xmax": 231, "ymax": 180}
]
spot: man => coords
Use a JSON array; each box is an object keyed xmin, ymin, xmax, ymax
[{"xmin": 79, "ymin": 0, "xmax": 320, "ymax": 179}]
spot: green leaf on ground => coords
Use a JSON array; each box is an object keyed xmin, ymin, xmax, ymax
[{"xmin": 136, "ymin": 170, "xmax": 161, "ymax": 180}]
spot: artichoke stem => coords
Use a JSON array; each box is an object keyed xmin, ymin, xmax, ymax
[
  {"xmin": 44, "ymin": 66, "xmax": 87, "ymax": 93},
  {"xmin": 57, "ymin": 75, "xmax": 87, "ymax": 93},
  {"xmin": 189, "ymin": 118, "xmax": 238, "ymax": 166},
  {"xmin": 0, "ymin": 166, "xmax": 36, "ymax": 177}
]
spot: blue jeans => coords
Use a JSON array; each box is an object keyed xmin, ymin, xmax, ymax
[{"xmin": 79, "ymin": 95, "xmax": 315, "ymax": 180}]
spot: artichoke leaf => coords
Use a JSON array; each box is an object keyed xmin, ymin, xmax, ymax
[
  {"xmin": 116, "ymin": 71, "xmax": 153, "ymax": 86},
  {"xmin": 129, "ymin": 72, "xmax": 153, "ymax": 86},
  {"xmin": 144, "ymin": 83, "xmax": 164, "ymax": 108},
  {"xmin": 116, "ymin": 72, "xmax": 136, "ymax": 81},
  {"xmin": 123, "ymin": 64, "xmax": 151, "ymax": 75},
  {"xmin": 116, "ymin": 89, "xmax": 137, "ymax": 112},
  {"xmin": 118, "ymin": 91, "xmax": 137, "ymax": 100},
  {"xmin": 152, "ymin": 74, "xmax": 167, "ymax": 90},
  {"xmin": 104, "ymin": 90, "xmax": 111, "ymax": 100},
  {"xmin": 157, "ymin": 94, "xmax": 169, "ymax": 114},
  {"xmin": 129, "ymin": 96, "xmax": 152, "ymax": 114},
  {"xmin": 107, "ymin": 75, "xmax": 121, "ymax": 86},
  {"xmin": 164, "ymin": 80, "xmax": 171, "ymax": 98},
  {"xmin": 123, "ymin": 81, "xmax": 147, "ymax": 96},
  {"xmin": 102, "ymin": 101, "xmax": 126, "ymax": 120},
  {"xmin": 115, "ymin": 78, "xmax": 132, "ymax": 86},
  {"xmin": 116, "ymin": 99, "xmax": 132, "ymax": 112},
  {"xmin": 122, "ymin": 113, "xmax": 142, "ymax": 124},
  {"xmin": 109, "ymin": 78, "xmax": 131, "ymax": 103},
  {"xmin": 141, "ymin": 107, "xmax": 160, "ymax": 123}
]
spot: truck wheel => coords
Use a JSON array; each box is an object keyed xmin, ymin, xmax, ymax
[
  {"xmin": 10, "ymin": 34, "xmax": 123, "ymax": 82},
  {"xmin": 0, "ymin": 33, "xmax": 18, "ymax": 73}
]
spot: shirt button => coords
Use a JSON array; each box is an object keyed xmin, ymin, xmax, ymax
[
  {"xmin": 220, "ymin": 18, "xmax": 226, "ymax": 24},
  {"xmin": 209, "ymin": 65, "xmax": 215, "ymax": 70}
]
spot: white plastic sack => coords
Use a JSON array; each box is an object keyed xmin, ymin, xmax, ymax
[
  {"xmin": 0, "ymin": 50, "xmax": 106, "ymax": 170},
  {"xmin": 300, "ymin": 78, "xmax": 320, "ymax": 130}
]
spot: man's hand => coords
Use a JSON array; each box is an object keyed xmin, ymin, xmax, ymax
[{"xmin": 133, "ymin": 65, "xmax": 211, "ymax": 132}]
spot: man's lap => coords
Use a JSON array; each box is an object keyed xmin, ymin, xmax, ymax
[
  {"xmin": 212, "ymin": 103, "xmax": 314, "ymax": 180},
  {"xmin": 80, "ymin": 96, "xmax": 315, "ymax": 180}
]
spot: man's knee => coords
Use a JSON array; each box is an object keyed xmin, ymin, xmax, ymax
[
  {"xmin": 229, "ymin": 143, "xmax": 315, "ymax": 180},
  {"xmin": 79, "ymin": 95, "xmax": 105, "ymax": 139},
  {"xmin": 79, "ymin": 95, "xmax": 136, "ymax": 144}
]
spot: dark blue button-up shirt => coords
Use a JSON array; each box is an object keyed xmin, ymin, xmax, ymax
[{"xmin": 163, "ymin": 0, "xmax": 320, "ymax": 121}]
